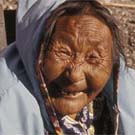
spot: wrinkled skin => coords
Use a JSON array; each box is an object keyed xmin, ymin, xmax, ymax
[{"xmin": 43, "ymin": 15, "xmax": 113, "ymax": 118}]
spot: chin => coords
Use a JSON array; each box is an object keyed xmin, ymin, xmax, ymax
[{"xmin": 51, "ymin": 94, "xmax": 89, "ymax": 116}]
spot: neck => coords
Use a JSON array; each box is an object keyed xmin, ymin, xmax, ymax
[{"xmin": 69, "ymin": 113, "xmax": 77, "ymax": 120}]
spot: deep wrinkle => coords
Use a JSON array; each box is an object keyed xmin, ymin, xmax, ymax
[
  {"xmin": 53, "ymin": 15, "xmax": 109, "ymax": 50},
  {"xmin": 43, "ymin": 14, "xmax": 113, "ymax": 118}
]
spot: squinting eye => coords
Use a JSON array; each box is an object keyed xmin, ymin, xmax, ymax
[
  {"xmin": 86, "ymin": 51, "xmax": 99, "ymax": 59},
  {"xmin": 60, "ymin": 49, "xmax": 69, "ymax": 56},
  {"xmin": 86, "ymin": 51, "xmax": 100, "ymax": 64},
  {"xmin": 55, "ymin": 48, "xmax": 72, "ymax": 59}
]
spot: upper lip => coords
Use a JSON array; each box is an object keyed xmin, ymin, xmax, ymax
[
  {"xmin": 61, "ymin": 80, "xmax": 87, "ymax": 93},
  {"xmin": 48, "ymin": 80, "xmax": 88, "ymax": 97}
]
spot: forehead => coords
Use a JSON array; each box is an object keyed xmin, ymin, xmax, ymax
[{"xmin": 52, "ymin": 15, "xmax": 113, "ymax": 49}]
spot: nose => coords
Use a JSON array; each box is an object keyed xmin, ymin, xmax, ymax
[{"xmin": 65, "ymin": 63, "xmax": 85, "ymax": 83}]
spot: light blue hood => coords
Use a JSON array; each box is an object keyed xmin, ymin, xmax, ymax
[
  {"xmin": 16, "ymin": 0, "xmax": 66, "ymax": 93},
  {"xmin": 1, "ymin": 0, "xmax": 67, "ymax": 133},
  {"xmin": 16, "ymin": 0, "xmax": 68, "ymax": 132}
]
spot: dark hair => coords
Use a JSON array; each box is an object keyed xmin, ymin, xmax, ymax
[{"xmin": 42, "ymin": 0, "xmax": 126, "ymax": 66}]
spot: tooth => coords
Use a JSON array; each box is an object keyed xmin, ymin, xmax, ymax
[{"xmin": 61, "ymin": 90, "xmax": 84, "ymax": 96}]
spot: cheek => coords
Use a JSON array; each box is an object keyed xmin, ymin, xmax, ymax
[
  {"xmin": 43, "ymin": 57, "xmax": 66, "ymax": 83},
  {"xmin": 85, "ymin": 61, "xmax": 112, "ymax": 92}
]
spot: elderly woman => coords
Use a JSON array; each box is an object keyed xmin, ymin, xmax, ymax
[{"xmin": 0, "ymin": 0, "xmax": 135, "ymax": 135}]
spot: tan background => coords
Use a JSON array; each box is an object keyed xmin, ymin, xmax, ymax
[{"xmin": 0, "ymin": 4, "xmax": 6, "ymax": 50}]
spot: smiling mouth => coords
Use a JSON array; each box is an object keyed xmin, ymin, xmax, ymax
[{"xmin": 48, "ymin": 80, "xmax": 90, "ymax": 98}]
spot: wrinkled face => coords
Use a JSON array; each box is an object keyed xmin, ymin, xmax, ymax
[{"xmin": 43, "ymin": 15, "xmax": 113, "ymax": 116}]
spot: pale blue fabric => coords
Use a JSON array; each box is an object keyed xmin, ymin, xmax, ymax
[
  {"xmin": 0, "ymin": 58, "xmax": 44, "ymax": 135},
  {"xmin": 1, "ymin": 0, "xmax": 67, "ymax": 133},
  {"xmin": 118, "ymin": 59, "xmax": 135, "ymax": 135},
  {"xmin": 16, "ymin": 0, "xmax": 67, "ymax": 132}
]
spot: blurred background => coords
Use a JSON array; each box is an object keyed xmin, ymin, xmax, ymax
[{"xmin": 0, "ymin": 0, "xmax": 135, "ymax": 68}]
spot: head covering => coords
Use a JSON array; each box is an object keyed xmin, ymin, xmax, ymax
[{"xmin": 16, "ymin": 0, "xmax": 67, "ymax": 133}]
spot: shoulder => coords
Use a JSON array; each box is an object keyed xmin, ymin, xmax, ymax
[
  {"xmin": 118, "ymin": 58, "xmax": 135, "ymax": 134},
  {"xmin": 0, "ymin": 57, "xmax": 44, "ymax": 135},
  {"xmin": 118, "ymin": 58, "xmax": 135, "ymax": 101},
  {"xmin": 119, "ymin": 58, "xmax": 135, "ymax": 88},
  {"xmin": 0, "ymin": 57, "xmax": 18, "ymax": 91}
]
